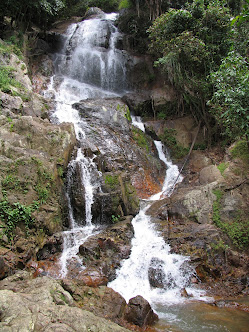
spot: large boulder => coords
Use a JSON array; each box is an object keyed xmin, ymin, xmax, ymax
[
  {"xmin": 0, "ymin": 272, "xmax": 129, "ymax": 332},
  {"xmin": 124, "ymin": 295, "xmax": 158, "ymax": 327},
  {"xmin": 61, "ymin": 279, "xmax": 127, "ymax": 322},
  {"xmin": 199, "ymin": 165, "xmax": 224, "ymax": 185},
  {"xmin": 168, "ymin": 182, "xmax": 219, "ymax": 224},
  {"xmin": 77, "ymin": 217, "xmax": 134, "ymax": 282}
]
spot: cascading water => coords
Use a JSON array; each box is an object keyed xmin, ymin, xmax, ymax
[
  {"xmin": 108, "ymin": 140, "xmax": 206, "ymax": 304},
  {"xmin": 60, "ymin": 148, "xmax": 101, "ymax": 277},
  {"xmin": 46, "ymin": 12, "xmax": 131, "ymax": 277}
]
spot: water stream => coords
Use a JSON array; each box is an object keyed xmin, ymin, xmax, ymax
[{"xmin": 44, "ymin": 10, "xmax": 247, "ymax": 332}]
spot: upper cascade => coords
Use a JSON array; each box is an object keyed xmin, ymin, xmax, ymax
[{"xmin": 53, "ymin": 11, "xmax": 130, "ymax": 95}]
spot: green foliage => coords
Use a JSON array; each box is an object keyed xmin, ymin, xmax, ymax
[
  {"xmin": 224, "ymin": 218, "xmax": 249, "ymax": 250},
  {"xmin": 0, "ymin": 0, "xmax": 66, "ymax": 30},
  {"xmin": 111, "ymin": 214, "xmax": 120, "ymax": 223},
  {"xmin": 212, "ymin": 189, "xmax": 223, "ymax": 226},
  {"xmin": 209, "ymin": 51, "xmax": 249, "ymax": 141},
  {"xmin": 119, "ymin": 0, "xmax": 133, "ymax": 10},
  {"xmin": 57, "ymin": 166, "xmax": 64, "ymax": 178},
  {"xmin": 231, "ymin": 0, "xmax": 249, "ymax": 26},
  {"xmin": 0, "ymin": 66, "xmax": 19, "ymax": 93},
  {"xmin": 230, "ymin": 140, "xmax": 249, "ymax": 163},
  {"xmin": 211, "ymin": 239, "xmax": 229, "ymax": 251},
  {"xmin": 0, "ymin": 200, "xmax": 35, "ymax": 240},
  {"xmin": 132, "ymin": 127, "xmax": 149, "ymax": 152},
  {"xmin": 148, "ymin": 0, "xmax": 232, "ymax": 143},
  {"xmin": 35, "ymin": 184, "xmax": 49, "ymax": 204},
  {"xmin": 217, "ymin": 162, "xmax": 228, "ymax": 175}
]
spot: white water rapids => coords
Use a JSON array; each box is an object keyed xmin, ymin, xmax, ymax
[
  {"xmin": 108, "ymin": 139, "xmax": 208, "ymax": 306},
  {"xmin": 45, "ymin": 10, "xmax": 211, "ymax": 325}
]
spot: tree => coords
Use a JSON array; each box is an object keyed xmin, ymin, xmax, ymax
[
  {"xmin": 148, "ymin": 0, "xmax": 232, "ymax": 144},
  {"xmin": 208, "ymin": 51, "xmax": 249, "ymax": 142},
  {"xmin": 0, "ymin": 0, "xmax": 66, "ymax": 30}
]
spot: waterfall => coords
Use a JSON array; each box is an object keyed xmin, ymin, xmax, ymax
[
  {"xmin": 131, "ymin": 115, "xmax": 145, "ymax": 132},
  {"xmin": 45, "ymin": 9, "xmax": 209, "ymax": 315}
]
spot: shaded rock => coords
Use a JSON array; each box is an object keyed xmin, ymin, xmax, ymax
[
  {"xmin": 122, "ymin": 91, "xmax": 152, "ymax": 116},
  {"xmin": 220, "ymin": 190, "xmax": 246, "ymax": 222},
  {"xmin": 0, "ymin": 257, "xmax": 10, "ymax": 280},
  {"xmin": 144, "ymin": 115, "xmax": 205, "ymax": 148},
  {"xmin": 124, "ymin": 295, "xmax": 158, "ymax": 327},
  {"xmin": 199, "ymin": 165, "xmax": 224, "ymax": 185},
  {"xmin": 189, "ymin": 151, "xmax": 212, "ymax": 173}
]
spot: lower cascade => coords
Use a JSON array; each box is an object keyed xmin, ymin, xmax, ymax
[{"xmin": 108, "ymin": 140, "xmax": 208, "ymax": 309}]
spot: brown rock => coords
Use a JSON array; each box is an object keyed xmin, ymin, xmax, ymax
[
  {"xmin": 199, "ymin": 165, "xmax": 224, "ymax": 185},
  {"xmin": 0, "ymin": 257, "xmax": 9, "ymax": 280},
  {"xmin": 124, "ymin": 295, "xmax": 158, "ymax": 327}
]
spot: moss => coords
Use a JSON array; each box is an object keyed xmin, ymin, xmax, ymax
[
  {"xmin": 230, "ymin": 140, "xmax": 249, "ymax": 164},
  {"xmin": 159, "ymin": 128, "xmax": 188, "ymax": 160},
  {"xmin": 156, "ymin": 101, "xmax": 178, "ymax": 119},
  {"xmin": 217, "ymin": 162, "xmax": 228, "ymax": 175},
  {"xmin": 132, "ymin": 127, "xmax": 149, "ymax": 152},
  {"xmin": 104, "ymin": 174, "xmax": 119, "ymax": 190}
]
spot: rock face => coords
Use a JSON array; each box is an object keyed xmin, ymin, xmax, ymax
[
  {"xmin": 0, "ymin": 272, "xmax": 129, "ymax": 332},
  {"xmin": 0, "ymin": 40, "xmax": 77, "ymax": 278},
  {"xmin": 146, "ymin": 148, "xmax": 249, "ymax": 297},
  {"xmin": 67, "ymin": 97, "xmax": 165, "ymax": 227}
]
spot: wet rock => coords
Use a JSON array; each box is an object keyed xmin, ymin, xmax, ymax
[
  {"xmin": 73, "ymin": 98, "xmax": 130, "ymax": 132},
  {"xmin": 148, "ymin": 257, "xmax": 166, "ymax": 288},
  {"xmin": 124, "ymin": 295, "xmax": 158, "ymax": 327},
  {"xmin": 76, "ymin": 267, "xmax": 109, "ymax": 286},
  {"xmin": 84, "ymin": 7, "xmax": 105, "ymax": 19},
  {"xmin": 36, "ymin": 233, "xmax": 63, "ymax": 260},
  {"xmin": 78, "ymin": 218, "xmax": 134, "ymax": 281},
  {"xmin": 181, "ymin": 288, "xmax": 190, "ymax": 297}
]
